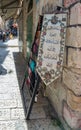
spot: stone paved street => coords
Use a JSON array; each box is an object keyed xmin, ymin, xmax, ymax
[{"xmin": 0, "ymin": 38, "xmax": 63, "ymax": 130}]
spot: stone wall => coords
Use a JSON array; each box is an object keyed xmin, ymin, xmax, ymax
[{"xmin": 63, "ymin": 1, "xmax": 81, "ymax": 129}]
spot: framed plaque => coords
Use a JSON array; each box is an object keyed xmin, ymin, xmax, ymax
[{"xmin": 36, "ymin": 13, "xmax": 67, "ymax": 86}]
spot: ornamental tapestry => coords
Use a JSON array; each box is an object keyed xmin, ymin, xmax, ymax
[{"xmin": 36, "ymin": 13, "xmax": 67, "ymax": 86}]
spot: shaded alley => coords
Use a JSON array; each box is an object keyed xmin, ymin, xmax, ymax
[{"xmin": 0, "ymin": 38, "xmax": 63, "ymax": 130}]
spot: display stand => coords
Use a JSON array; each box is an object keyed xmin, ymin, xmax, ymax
[
  {"xmin": 21, "ymin": 15, "xmax": 43, "ymax": 120},
  {"xmin": 26, "ymin": 73, "xmax": 40, "ymax": 119}
]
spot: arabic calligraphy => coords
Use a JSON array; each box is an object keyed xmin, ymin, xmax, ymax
[
  {"xmin": 36, "ymin": 14, "xmax": 67, "ymax": 86},
  {"xmin": 47, "ymin": 47, "xmax": 55, "ymax": 51},
  {"xmin": 44, "ymin": 53, "xmax": 57, "ymax": 60},
  {"xmin": 46, "ymin": 39, "xmax": 59, "ymax": 44}
]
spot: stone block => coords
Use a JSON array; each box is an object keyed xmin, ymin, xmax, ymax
[
  {"xmin": 66, "ymin": 27, "xmax": 81, "ymax": 47},
  {"xmin": 46, "ymin": 86, "xmax": 59, "ymax": 110},
  {"xmin": 67, "ymin": 48, "xmax": 81, "ymax": 68},
  {"xmin": 0, "ymin": 109, "xmax": 10, "ymax": 120},
  {"xmin": 11, "ymin": 108, "xmax": 25, "ymax": 120},
  {"xmin": 63, "ymin": 68, "xmax": 81, "ymax": 95},
  {"xmin": 70, "ymin": 3, "xmax": 81, "ymax": 25},
  {"xmin": 67, "ymin": 90, "xmax": 81, "ymax": 112},
  {"xmin": 17, "ymin": 99, "xmax": 23, "ymax": 107},
  {"xmin": 46, "ymin": 80, "xmax": 67, "ymax": 118},
  {"xmin": 30, "ymin": 107, "xmax": 46, "ymax": 119},
  {"xmin": 63, "ymin": 101, "xmax": 81, "ymax": 129},
  {"xmin": 0, "ymin": 99, "xmax": 17, "ymax": 108},
  {"xmin": 0, "ymin": 120, "xmax": 28, "ymax": 130},
  {"xmin": 0, "ymin": 92, "xmax": 22, "ymax": 100}
]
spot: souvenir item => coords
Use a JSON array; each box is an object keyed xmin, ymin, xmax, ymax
[{"xmin": 36, "ymin": 13, "xmax": 67, "ymax": 86}]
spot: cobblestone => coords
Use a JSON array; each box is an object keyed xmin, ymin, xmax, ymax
[{"xmin": 0, "ymin": 39, "xmax": 62, "ymax": 130}]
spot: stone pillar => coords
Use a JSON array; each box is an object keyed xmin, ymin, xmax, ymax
[
  {"xmin": 63, "ymin": 2, "xmax": 81, "ymax": 129},
  {"xmin": 22, "ymin": 0, "xmax": 27, "ymax": 58}
]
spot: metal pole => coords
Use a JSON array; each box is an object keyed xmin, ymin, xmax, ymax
[{"xmin": 26, "ymin": 74, "xmax": 40, "ymax": 120}]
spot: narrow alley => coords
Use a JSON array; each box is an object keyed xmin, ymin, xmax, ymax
[
  {"xmin": 0, "ymin": 38, "xmax": 63, "ymax": 130},
  {"xmin": 1, "ymin": 0, "xmax": 81, "ymax": 130}
]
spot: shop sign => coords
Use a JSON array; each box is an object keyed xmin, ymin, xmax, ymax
[{"xmin": 36, "ymin": 13, "xmax": 67, "ymax": 86}]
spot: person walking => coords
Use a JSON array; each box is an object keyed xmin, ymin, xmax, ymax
[{"xmin": 2, "ymin": 31, "xmax": 6, "ymax": 42}]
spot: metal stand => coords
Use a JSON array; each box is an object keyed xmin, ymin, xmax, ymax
[
  {"xmin": 26, "ymin": 74, "xmax": 40, "ymax": 120},
  {"xmin": 21, "ymin": 70, "xmax": 40, "ymax": 120}
]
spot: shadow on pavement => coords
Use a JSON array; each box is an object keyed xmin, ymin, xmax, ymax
[{"xmin": 13, "ymin": 52, "xmax": 65, "ymax": 130}]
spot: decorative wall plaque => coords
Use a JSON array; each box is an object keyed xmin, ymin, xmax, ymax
[{"xmin": 36, "ymin": 13, "xmax": 67, "ymax": 86}]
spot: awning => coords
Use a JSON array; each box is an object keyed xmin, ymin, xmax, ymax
[{"xmin": 0, "ymin": 0, "xmax": 23, "ymax": 20}]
